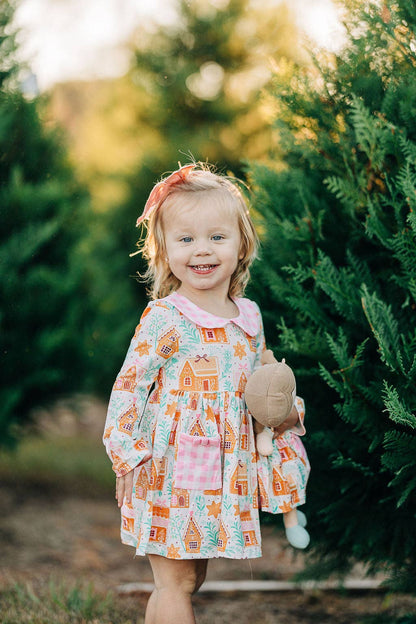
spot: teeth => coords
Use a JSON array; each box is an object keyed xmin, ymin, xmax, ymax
[{"xmin": 192, "ymin": 265, "xmax": 215, "ymax": 270}]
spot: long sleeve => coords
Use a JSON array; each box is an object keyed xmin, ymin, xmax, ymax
[
  {"xmin": 291, "ymin": 395, "xmax": 306, "ymax": 436},
  {"xmin": 103, "ymin": 301, "xmax": 179, "ymax": 477},
  {"xmin": 252, "ymin": 303, "xmax": 266, "ymax": 372}
]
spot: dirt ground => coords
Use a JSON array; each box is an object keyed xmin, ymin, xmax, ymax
[
  {"xmin": 1, "ymin": 484, "xmax": 416, "ymax": 624},
  {"xmin": 1, "ymin": 399, "xmax": 415, "ymax": 623}
]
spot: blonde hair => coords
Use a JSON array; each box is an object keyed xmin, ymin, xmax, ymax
[{"xmin": 139, "ymin": 165, "xmax": 258, "ymax": 300}]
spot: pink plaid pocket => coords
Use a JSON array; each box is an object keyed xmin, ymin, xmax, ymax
[{"xmin": 174, "ymin": 433, "xmax": 222, "ymax": 490}]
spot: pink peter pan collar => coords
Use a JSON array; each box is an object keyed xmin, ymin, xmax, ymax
[{"xmin": 165, "ymin": 292, "xmax": 260, "ymax": 337}]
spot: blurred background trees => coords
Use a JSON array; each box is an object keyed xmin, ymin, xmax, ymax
[
  {"xmin": 247, "ymin": 0, "xmax": 416, "ymax": 588},
  {"xmin": 0, "ymin": 1, "xmax": 99, "ymax": 446}
]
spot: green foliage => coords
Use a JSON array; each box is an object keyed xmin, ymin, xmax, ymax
[
  {"xmin": 247, "ymin": 0, "xmax": 416, "ymax": 587},
  {"xmin": 0, "ymin": 1, "xmax": 19, "ymax": 89},
  {"xmin": 0, "ymin": 3, "xmax": 133, "ymax": 445}
]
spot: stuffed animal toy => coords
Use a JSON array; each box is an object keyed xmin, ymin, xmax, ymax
[
  {"xmin": 245, "ymin": 349, "xmax": 296, "ymax": 456},
  {"xmin": 246, "ymin": 352, "xmax": 310, "ymax": 550}
]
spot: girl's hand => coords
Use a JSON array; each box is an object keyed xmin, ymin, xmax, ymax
[
  {"xmin": 272, "ymin": 405, "xmax": 300, "ymax": 439},
  {"xmin": 116, "ymin": 469, "xmax": 134, "ymax": 508}
]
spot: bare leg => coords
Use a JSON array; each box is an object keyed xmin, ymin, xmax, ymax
[{"xmin": 144, "ymin": 555, "xmax": 208, "ymax": 624}]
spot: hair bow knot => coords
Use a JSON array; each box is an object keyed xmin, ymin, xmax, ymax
[{"xmin": 136, "ymin": 164, "xmax": 195, "ymax": 226}]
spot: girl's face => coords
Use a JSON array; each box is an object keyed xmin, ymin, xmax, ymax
[{"xmin": 163, "ymin": 196, "xmax": 243, "ymax": 303}]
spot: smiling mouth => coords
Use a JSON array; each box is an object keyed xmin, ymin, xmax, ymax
[{"xmin": 190, "ymin": 264, "xmax": 218, "ymax": 272}]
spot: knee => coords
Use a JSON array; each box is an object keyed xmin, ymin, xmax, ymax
[
  {"xmin": 193, "ymin": 563, "xmax": 208, "ymax": 594},
  {"xmin": 149, "ymin": 555, "xmax": 208, "ymax": 597},
  {"xmin": 176, "ymin": 566, "xmax": 203, "ymax": 595},
  {"xmin": 153, "ymin": 565, "xmax": 197, "ymax": 596}
]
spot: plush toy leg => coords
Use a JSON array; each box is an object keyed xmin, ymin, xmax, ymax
[
  {"xmin": 296, "ymin": 509, "xmax": 307, "ymax": 528},
  {"xmin": 256, "ymin": 427, "xmax": 274, "ymax": 456},
  {"xmin": 283, "ymin": 509, "xmax": 310, "ymax": 549}
]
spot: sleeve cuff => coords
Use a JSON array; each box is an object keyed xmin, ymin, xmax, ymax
[
  {"xmin": 288, "ymin": 396, "xmax": 306, "ymax": 436},
  {"xmin": 109, "ymin": 439, "xmax": 152, "ymax": 477}
]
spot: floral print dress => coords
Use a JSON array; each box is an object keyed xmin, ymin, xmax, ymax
[{"xmin": 103, "ymin": 292, "xmax": 310, "ymax": 560}]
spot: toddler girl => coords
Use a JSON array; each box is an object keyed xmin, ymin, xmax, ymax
[{"xmin": 103, "ymin": 163, "xmax": 310, "ymax": 624}]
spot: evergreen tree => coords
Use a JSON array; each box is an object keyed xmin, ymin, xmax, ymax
[
  {"xmin": 0, "ymin": 2, "xmax": 118, "ymax": 445},
  {"xmin": 247, "ymin": 0, "xmax": 416, "ymax": 588}
]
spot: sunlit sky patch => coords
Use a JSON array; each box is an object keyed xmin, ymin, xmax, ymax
[{"xmin": 14, "ymin": 0, "xmax": 345, "ymax": 91}]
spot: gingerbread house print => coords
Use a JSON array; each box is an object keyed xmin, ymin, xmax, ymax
[
  {"xmin": 257, "ymin": 475, "xmax": 269, "ymax": 508},
  {"xmin": 189, "ymin": 419, "xmax": 206, "ymax": 437},
  {"xmin": 117, "ymin": 404, "xmax": 138, "ymax": 436},
  {"xmin": 121, "ymin": 514, "xmax": 134, "ymax": 534},
  {"xmin": 240, "ymin": 510, "xmax": 258, "ymax": 547},
  {"xmin": 239, "ymin": 412, "xmax": 249, "ymax": 451},
  {"xmin": 150, "ymin": 457, "xmax": 168, "ymax": 491},
  {"xmin": 187, "ymin": 392, "xmax": 199, "ymax": 411},
  {"xmin": 184, "ymin": 516, "xmax": 203, "ymax": 553},
  {"xmin": 237, "ymin": 371, "xmax": 248, "ymax": 395},
  {"xmin": 230, "ymin": 460, "xmax": 249, "ymax": 496},
  {"xmin": 199, "ymin": 327, "xmax": 228, "ymax": 343},
  {"xmin": 287, "ymin": 473, "xmax": 301, "ymax": 505},
  {"xmin": 135, "ymin": 465, "xmax": 149, "ymax": 500},
  {"xmin": 171, "ymin": 486, "xmax": 190, "ymax": 508},
  {"xmin": 272, "ymin": 466, "xmax": 291, "ymax": 497},
  {"xmin": 149, "ymin": 369, "xmax": 164, "ymax": 404},
  {"xmin": 217, "ymin": 520, "xmax": 230, "ymax": 552},
  {"xmin": 223, "ymin": 418, "xmax": 237, "ymax": 453},
  {"xmin": 133, "ymin": 438, "xmax": 149, "ymax": 455},
  {"xmin": 156, "ymin": 327, "xmax": 180, "ymax": 359},
  {"xmin": 103, "ymin": 425, "xmax": 113, "ymax": 440},
  {"xmin": 113, "ymin": 366, "xmax": 138, "ymax": 393},
  {"xmin": 178, "ymin": 356, "xmax": 219, "ymax": 392},
  {"xmin": 149, "ymin": 505, "xmax": 170, "ymax": 544},
  {"xmin": 168, "ymin": 410, "xmax": 181, "ymax": 445},
  {"xmin": 245, "ymin": 332, "xmax": 257, "ymax": 353},
  {"xmin": 110, "ymin": 451, "xmax": 131, "ymax": 476},
  {"xmin": 277, "ymin": 442, "xmax": 298, "ymax": 463}
]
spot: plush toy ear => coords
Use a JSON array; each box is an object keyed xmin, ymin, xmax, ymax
[{"xmin": 261, "ymin": 349, "xmax": 278, "ymax": 365}]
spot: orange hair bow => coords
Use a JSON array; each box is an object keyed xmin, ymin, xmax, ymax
[{"xmin": 136, "ymin": 164, "xmax": 195, "ymax": 226}]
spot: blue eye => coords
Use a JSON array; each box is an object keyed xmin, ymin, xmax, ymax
[
  {"xmin": 212, "ymin": 235, "xmax": 224, "ymax": 241},
  {"xmin": 180, "ymin": 236, "xmax": 192, "ymax": 243}
]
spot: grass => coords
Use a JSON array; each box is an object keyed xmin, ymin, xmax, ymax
[
  {"xmin": 0, "ymin": 433, "xmax": 114, "ymax": 497},
  {"xmin": 0, "ymin": 581, "xmax": 140, "ymax": 624}
]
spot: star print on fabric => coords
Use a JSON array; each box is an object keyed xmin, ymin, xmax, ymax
[
  {"xmin": 279, "ymin": 501, "xmax": 293, "ymax": 514},
  {"xmin": 167, "ymin": 544, "xmax": 181, "ymax": 559},
  {"xmin": 165, "ymin": 402, "xmax": 177, "ymax": 417},
  {"xmin": 207, "ymin": 501, "xmax": 222, "ymax": 518},
  {"xmin": 135, "ymin": 340, "xmax": 150, "ymax": 356},
  {"xmin": 233, "ymin": 342, "xmax": 247, "ymax": 359}
]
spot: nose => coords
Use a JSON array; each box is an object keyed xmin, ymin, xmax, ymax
[{"xmin": 194, "ymin": 239, "xmax": 212, "ymax": 255}]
